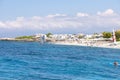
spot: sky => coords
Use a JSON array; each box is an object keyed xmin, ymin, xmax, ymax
[{"xmin": 0, "ymin": 0, "xmax": 120, "ymax": 37}]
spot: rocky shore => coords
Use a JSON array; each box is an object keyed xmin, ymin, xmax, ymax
[{"xmin": 0, "ymin": 38, "xmax": 35, "ymax": 42}]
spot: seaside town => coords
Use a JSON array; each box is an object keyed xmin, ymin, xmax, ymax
[
  {"xmin": 1, "ymin": 1, "xmax": 120, "ymax": 80},
  {"xmin": 0, "ymin": 29, "xmax": 120, "ymax": 49}
]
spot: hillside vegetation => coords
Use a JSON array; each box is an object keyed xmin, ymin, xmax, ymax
[{"xmin": 15, "ymin": 36, "xmax": 34, "ymax": 39}]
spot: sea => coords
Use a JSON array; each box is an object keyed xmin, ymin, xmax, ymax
[{"xmin": 0, "ymin": 41, "xmax": 120, "ymax": 80}]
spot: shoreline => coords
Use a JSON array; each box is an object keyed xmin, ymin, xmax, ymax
[
  {"xmin": 0, "ymin": 39, "xmax": 120, "ymax": 49},
  {"xmin": 0, "ymin": 38, "xmax": 36, "ymax": 42},
  {"xmin": 52, "ymin": 41, "xmax": 120, "ymax": 49}
]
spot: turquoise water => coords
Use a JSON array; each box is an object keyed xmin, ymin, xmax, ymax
[{"xmin": 0, "ymin": 41, "xmax": 120, "ymax": 80}]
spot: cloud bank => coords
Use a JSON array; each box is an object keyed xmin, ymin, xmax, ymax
[{"xmin": 0, "ymin": 9, "xmax": 120, "ymax": 33}]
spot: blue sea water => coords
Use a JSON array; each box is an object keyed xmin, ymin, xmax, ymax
[{"xmin": 0, "ymin": 41, "xmax": 120, "ymax": 80}]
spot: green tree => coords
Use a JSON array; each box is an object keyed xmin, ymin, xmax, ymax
[
  {"xmin": 115, "ymin": 30, "xmax": 120, "ymax": 41},
  {"xmin": 46, "ymin": 33, "xmax": 52, "ymax": 38},
  {"xmin": 78, "ymin": 35, "xmax": 84, "ymax": 39},
  {"xmin": 102, "ymin": 32, "xmax": 112, "ymax": 38},
  {"xmin": 15, "ymin": 36, "xmax": 34, "ymax": 39}
]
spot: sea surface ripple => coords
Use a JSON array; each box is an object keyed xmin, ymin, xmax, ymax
[{"xmin": 0, "ymin": 41, "xmax": 120, "ymax": 80}]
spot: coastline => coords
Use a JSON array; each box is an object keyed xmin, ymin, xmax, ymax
[
  {"xmin": 0, "ymin": 38, "xmax": 120, "ymax": 49},
  {"xmin": 52, "ymin": 41, "xmax": 120, "ymax": 49},
  {"xmin": 0, "ymin": 38, "xmax": 36, "ymax": 42}
]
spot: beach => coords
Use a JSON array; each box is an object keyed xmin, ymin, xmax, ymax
[{"xmin": 53, "ymin": 40, "xmax": 120, "ymax": 49}]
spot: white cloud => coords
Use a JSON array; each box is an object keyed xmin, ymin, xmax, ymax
[
  {"xmin": 0, "ymin": 9, "xmax": 120, "ymax": 33},
  {"xmin": 32, "ymin": 16, "xmax": 42, "ymax": 20},
  {"xmin": 46, "ymin": 14, "xmax": 67, "ymax": 18},
  {"xmin": 16, "ymin": 17, "xmax": 25, "ymax": 21},
  {"xmin": 97, "ymin": 9, "xmax": 117, "ymax": 16},
  {"xmin": 0, "ymin": 21, "xmax": 6, "ymax": 27},
  {"xmin": 76, "ymin": 12, "xmax": 89, "ymax": 17}
]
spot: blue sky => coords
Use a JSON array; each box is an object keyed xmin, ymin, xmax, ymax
[{"xmin": 0, "ymin": 0, "xmax": 120, "ymax": 37}]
